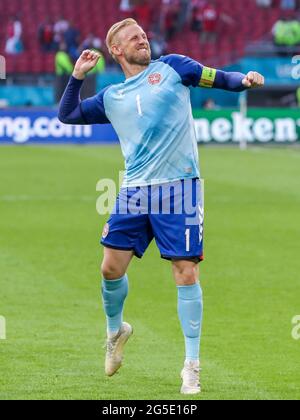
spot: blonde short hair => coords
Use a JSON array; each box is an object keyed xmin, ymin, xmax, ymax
[{"xmin": 106, "ymin": 18, "xmax": 138, "ymax": 62}]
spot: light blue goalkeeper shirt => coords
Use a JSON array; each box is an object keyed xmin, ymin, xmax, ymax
[{"xmin": 60, "ymin": 54, "xmax": 246, "ymax": 187}]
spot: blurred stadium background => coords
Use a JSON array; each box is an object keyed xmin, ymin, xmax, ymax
[
  {"xmin": 0, "ymin": 0, "xmax": 299, "ymax": 144},
  {"xmin": 0, "ymin": 0, "xmax": 300, "ymax": 401}
]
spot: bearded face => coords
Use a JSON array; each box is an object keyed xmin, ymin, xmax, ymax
[
  {"xmin": 116, "ymin": 25, "xmax": 152, "ymax": 66},
  {"xmin": 123, "ymin": 43, "xmax": 151, "ymax": 66}
]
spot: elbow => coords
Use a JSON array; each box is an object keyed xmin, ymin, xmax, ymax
[
  {"xmin": 58, "ymin": 117, "xmax": 69, "ymax": 124},
  {"xmin": 58, "ymin": 111, "xmax": 70, "ymax": 125},
  {"xmin": 58, "ymin": 103, "xmax": 84, "ymax": 125},
  {"xmin": 58, "ymin": 115, "xmax": 65, "ymax": 124},
  {"xmin": 58, "ymin": 100, "xmax": 72, "ymax": 124},
  {"xmin": 58, "ymin": 106, "xmax": 66, "ymax": 124}
]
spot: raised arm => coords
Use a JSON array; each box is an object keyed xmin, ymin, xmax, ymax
[
  {"xmin": 58, "ymin": 50, "xmax": 110, "ymax": 125},
  {"xmin": 160, "ymin": 55, "xmax": 265, "ymax": 92},
  {"xmin": 58, "ymin": 76, "xmax": 86, "ymax": 124},
  {"xmin": 207, "ymin": 68, "xmax": 265, "ymax": 92}
]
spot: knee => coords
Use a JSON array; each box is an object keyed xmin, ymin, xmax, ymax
[
  {"xmin": 173, "ymin": 265, "xmax": 198, "ymax": 286},
  {"xmin": 101, "ymin": 261, "xmax": 125, "ymax": 280}
]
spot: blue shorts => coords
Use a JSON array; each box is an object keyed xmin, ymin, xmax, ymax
[{"xmin": 101, "ymin": 178, "xmax": 204, "ymax": 262}]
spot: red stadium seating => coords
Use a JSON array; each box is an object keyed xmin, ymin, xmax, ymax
[{"xmin": 0, "ymin": 0, "xmax": 296, "ymax": 74}]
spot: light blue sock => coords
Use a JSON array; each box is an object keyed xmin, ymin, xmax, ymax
[
  {"xmin": 177, "ymin": 283, "xmax": 203, "ymax": 362},
  {"xmin": 102, "ymin": 274, "xmax": 128, "ymax": 334}
]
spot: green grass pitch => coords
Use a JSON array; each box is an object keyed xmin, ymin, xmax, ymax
[{"xmin": 0, "ymin": 145, "xmax": 299, "ymax": 400}]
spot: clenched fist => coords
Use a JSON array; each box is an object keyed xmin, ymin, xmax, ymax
[
  {"xmin": 242, "ymin": 71, "xmax": 265, "ymax": 88},
  {"xmin": 73, "ymin": 50, "xmax": 101, "ymax": 80}
]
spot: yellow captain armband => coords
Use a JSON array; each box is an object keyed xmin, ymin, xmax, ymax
[{"xmin": 199, "ymin": 66, "xmax": 217, "ymax": 88}]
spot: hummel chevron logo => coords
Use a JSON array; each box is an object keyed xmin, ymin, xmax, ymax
[
  {"xmin": 198, "ymin": 204, "xmax": 204, "ymax": 216},
  {"xmin": 190, "ymin": 320, "xmax": 200, "ymax": 330}
]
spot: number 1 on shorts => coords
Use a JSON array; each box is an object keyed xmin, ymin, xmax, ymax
[{"xmin": 185, "ymin": 228, "xmax": 190, "ymax": 252}]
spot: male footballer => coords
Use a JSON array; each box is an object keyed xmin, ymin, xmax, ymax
[{"xmin": 58, "ymin": 18, "xmax": 264, "ymax": 394}]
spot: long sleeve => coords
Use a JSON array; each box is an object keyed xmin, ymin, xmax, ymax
[
  {"xmin": 213, "ymin": 70, "xmax": 246, "ymax": 92},
  {"xmin": 58, "ymin": 76, "xmax": 86, "ymax": 124},
  {"xmin": 160, "ymin": 54, "xmax": 247, "ymax": 92},
  {"xmin": 58, "ymin": 76, "xmax": 111, "ymax": 125}
]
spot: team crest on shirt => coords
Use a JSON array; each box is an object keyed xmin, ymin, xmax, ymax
[
  {"xmin": 148, "ymin": 73, "xmax": 162, "ymax": 85},
  {"xmin": 102, "ymin": 223, "xmax": 110, "ymax": 239}
]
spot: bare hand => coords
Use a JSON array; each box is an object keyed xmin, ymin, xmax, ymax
[
  {"xmin": 242, "ymin": 71, "xmax": 265, "ymax": 88},
  {"xmin": 73, "ymin": 50, "xmax": 101, "ymax": 80}
]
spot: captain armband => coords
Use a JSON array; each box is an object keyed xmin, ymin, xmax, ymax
[{"xmin": 199, "ymin": 67, "xmax": 217, "ymax": 88}]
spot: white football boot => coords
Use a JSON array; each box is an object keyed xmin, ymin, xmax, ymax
[
  {"xmin": 181, "ymin": 360, "xmax": 201, "ymax": 394},
  {"xmin": 105, "ymin": 322, "xmax": 133, "ymax": 377}
]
